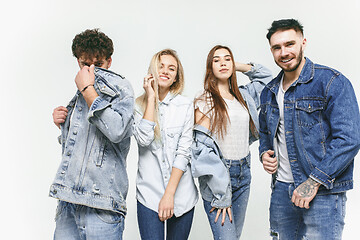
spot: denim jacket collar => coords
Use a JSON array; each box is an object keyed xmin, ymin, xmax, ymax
[{"xmin": 267, "ymin": 57, "xmax": 315, "ymax": 95}]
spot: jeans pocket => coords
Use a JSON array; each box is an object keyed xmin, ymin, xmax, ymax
[
  {"xmin": 94, "ymin": 209, "xmax": 124, "ymax": 224},
  {"xmin": 54, "ymin": 201, "xmax": 67, "ymax": 222}
]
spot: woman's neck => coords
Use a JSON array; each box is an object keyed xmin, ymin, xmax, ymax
[
  {"xmin": 217, "ymin": 80, "xmax": 233, "ymax": 100},
  {"xmin": 158, "ymin": 87, "xmax": 170, "ymax": 102}
]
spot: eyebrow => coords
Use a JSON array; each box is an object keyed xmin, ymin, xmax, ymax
[
  {"xmin": 213, "ymin": 54, "xmax": 231, "ymax": 59},
  {"xmin": 271, "ymin": 40, "xmax": 296, "ymax": 49}
]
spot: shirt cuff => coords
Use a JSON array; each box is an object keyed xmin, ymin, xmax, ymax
[{"xmin": 310, "ymin": 167, "xmax": 335, "ymax": 190}]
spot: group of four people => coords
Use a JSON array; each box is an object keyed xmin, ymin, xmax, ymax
[{"xmin": 49, "ymin": 19, "xmax": 360, "ymax": 240}]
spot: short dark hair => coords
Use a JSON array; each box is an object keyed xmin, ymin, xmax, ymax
[
  {"xmin": 72, "ymin": 29, "xmax": 113, "ymax": 60},
  {"xmin": 266, "ymin": 19, "xmax": 304, "ymax": 41}
]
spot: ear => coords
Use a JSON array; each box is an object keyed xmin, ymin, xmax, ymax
[
  {"xmin": 302, "ymin": 38, "xmax": 307, "ymax": 50},
  {"xmin": 77, "ymin": 59, "xmax": 82, "ymax": 69},
  {"xmin": 107, "ymin": 57, "xmax": 112, "ymax": 69}
]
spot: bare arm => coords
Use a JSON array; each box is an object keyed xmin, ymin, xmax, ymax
[
  {"xmin": 158, "ymin": 167, "xmax": 184, "ymax": 221},
  {"xmin": 235, "ymin": 62, "xmax": 252, "ymax": 72}
]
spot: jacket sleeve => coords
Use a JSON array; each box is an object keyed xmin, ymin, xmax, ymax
[
  {"xmin": 191, "ymin": 134, "xmax": 232, "ymax": 208},
  {"xmin": 258, "ymin": 89, "xmax": 273, "ymax": 161},
  {"xmin": 240, "ymin": 63, "xmax": 273, "ymax": 109},
  {"xmin": 132, "ymin": 104, "xmax": 156, "ymax": 147},
  {"xmin": 88, "ymin": 80, "xmax": 134, "ymax": 144},
  {"xmin": 309, "ymin": 74, "xmax": 360, "ymax": 189},
  {"xmin": 172, "ymin": 103, "xmax": 194, "ymax": 172}
]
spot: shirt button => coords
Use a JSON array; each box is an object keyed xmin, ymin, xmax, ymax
[{"xmin": 78, "ymin": 107, "xmax": 82, "ymax": 111}]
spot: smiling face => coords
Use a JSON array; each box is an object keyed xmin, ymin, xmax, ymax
[
  {"xmin": 269, "ymin": 29, "xmax": 306, "ymax": 73},
  {"xmin": 157, "ymin": 54, "xmax": 178, "ymax": 91},
  {"xmin": 212, "ymin": 48, "xmax": 234, "ymax": 82}
]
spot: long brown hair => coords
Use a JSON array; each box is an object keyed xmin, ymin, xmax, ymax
[
  {"xmin": 195, "ymin": 45, "xmax": 257, "ymax": 139},
  {"xmin": 136, "ymin": 49, "xmax": 185, "ymax": 139}
]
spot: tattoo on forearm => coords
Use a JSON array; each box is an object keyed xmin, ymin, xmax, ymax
[{"xmin": 297, "ymin": 178, "xmax": 320, "ymax": 198}]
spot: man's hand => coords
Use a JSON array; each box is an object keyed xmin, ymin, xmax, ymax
[
  {"xmin": 75, "ymin": 64, "xmax": 95, "ymax": 92},
  {"xmin": 158, "ymin": 192, "xmax": 174, "ymax": 222},
  {"xmin": 292, "ymin": 178, "xmax": 320, "ymax": 209},
  {"xmin": 262, "ymin": 150, "xmax": 278, "ymax": 174},
  {"xmin": 53, "ymin": 106, "xmax": 68, "ymax": 129},
  {"xmin": 210, "ymin": 206, "xmax": 232, "ymax": 226}
]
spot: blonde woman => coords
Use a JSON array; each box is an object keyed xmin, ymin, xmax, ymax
[{"xmin": 133, "ymin": 49, "xmax": 198, "ymax": 240}]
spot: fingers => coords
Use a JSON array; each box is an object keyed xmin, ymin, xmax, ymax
[
  {"xmin": 214, "ymin": 209, "xmax": 221, "ymax": 223},
  {"xmin": 158, "ymin": 207, "xmax": 173, "ymax": 222},
  {"xmin": 262, "ymin": 150, "xmax": 278, "ymax": 174},
  {"xmin": 227, "ymin": 207, "xmax": 232, "ymax": 224},
  {"xmin": 291, "ymin": 191, "xmax": 310, "ymax": 209},
  {"xmin": 53, "ymin": 106, "xmax": 68, "ymax": 128},
  {"xmin": 212, "ymin": 207, "xmax": 232, "ymax": 226},
  {"xmin": 221, "ymin": 208, "xmax": 226, "ymax": 226}
]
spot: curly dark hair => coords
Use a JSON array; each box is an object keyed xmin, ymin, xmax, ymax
[
  {"xmin": 72, "ymin": 29, "xmax": 113, "ymax": 60},
  {"xmin": 266, "ymin": 19, "xmax": 304, "ymax": 41}
]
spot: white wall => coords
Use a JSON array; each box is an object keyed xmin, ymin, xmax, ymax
[{"xmin": 1, "ymin": 0, "xmax": 359, "ymax": 239}]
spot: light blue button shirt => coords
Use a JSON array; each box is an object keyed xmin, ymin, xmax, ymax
[{"xmin": 133, "ymin": 92, "xmax": 198, "ymax": 217}]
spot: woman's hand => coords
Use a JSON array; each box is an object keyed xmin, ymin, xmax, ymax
[
  {"xmin": 210, "ymin": 206, "xmax": 232, "ymax": 226},
  {"xmin": 143, "ymin": 74, "xmax": 155, "ymax": 100},
  {"xmin": 158, "ymin": 192, "xmax": 174, "ymax": 222}
]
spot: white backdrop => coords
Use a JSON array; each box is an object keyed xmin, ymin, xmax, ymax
[{"xmin": 1, "ymin": 0, "xmax": 359, "ymax": 239}]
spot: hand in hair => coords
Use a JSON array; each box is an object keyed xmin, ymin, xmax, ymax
[{"xmin": 210, "ymin": 206, "xmax": 232, "ymax": 226}]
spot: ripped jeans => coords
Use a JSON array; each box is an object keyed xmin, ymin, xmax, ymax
[{"xmin": 269, "ymin": 181, "xmax": 346, "ymax": 240}]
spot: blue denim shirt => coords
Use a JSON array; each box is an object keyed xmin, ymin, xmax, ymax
[
  {"xmin": 192, "ymin": 63, "xmax": 273, "ymax": 208},
  {"xmin": 49, "ymin": 67, "xmax": 134, "ymax": 215},
  {"xmin": 259, "ymin": 58, "xmax": 360, "ymax": 194}
]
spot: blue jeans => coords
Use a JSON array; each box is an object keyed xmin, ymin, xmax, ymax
[
  {"xmin": 137, "ymin": 201, "xmax": 194, "ymax": 240},
  {"xmin": 270, "ymin": 181, "xmax": 347, "ymax": 240},
  {"xmin": 203, "ymin": 156, "xmax": 251, "ymax": 240},
  {"xmin": 54, "ymin": 201, "xmax": 125, "ymax": 240}
]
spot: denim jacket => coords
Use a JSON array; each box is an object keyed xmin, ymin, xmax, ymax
[
  {"xmin": 259, "ymin": 58, "xmax": 360, "ymax": 194},
  {"xmin": 191, "ymin": 63, "xmax": 273, "ymax": 208},
  {"xmin": 49, "ymin": 67, "xmax": 134, "ymax": 215}
]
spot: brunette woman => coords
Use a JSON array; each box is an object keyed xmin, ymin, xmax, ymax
[{"xmin": 192, "ymin": 45, "xmax": 272, "ymax": 239}]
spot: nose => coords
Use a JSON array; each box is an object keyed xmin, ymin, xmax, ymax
[
  {"xmin": 280, "ymin": 47, "xmax": 288, "ymax": 57},
  {"xmin": 160, "ymin": 67, "xmax": 169, "ymax": 75}
]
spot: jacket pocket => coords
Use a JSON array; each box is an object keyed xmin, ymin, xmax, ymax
[{"xmin": 295, "ymin": 99, "xmax": 324, "ymax": 127}]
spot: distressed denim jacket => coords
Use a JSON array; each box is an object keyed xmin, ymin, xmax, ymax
[
  {"xmin": 192, "ymin": 63, "xmax": 273, "ymax": 208},
  {"xmin": 49, "ymin": 67, "xmax": 134, "ymax": 215},
  {"xmin": 259, "ymin": 58, "xmax": 360, "ymax": 194}
]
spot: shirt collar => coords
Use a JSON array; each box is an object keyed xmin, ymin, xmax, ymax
[{"xmin": 159, "ymin": 92, "xmax": 176, "ymax": 105}]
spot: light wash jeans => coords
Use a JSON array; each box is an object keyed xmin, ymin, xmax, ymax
[
  {"xmin": 54, "ymin": 201, "xmax": 125, "ymax": 240},
  {"xmin": 203, "ymin": 156, "xmax": 251, "ymax": 240},
  {"xmin": 270, "ymin": 181, "xmax": 347, "ymax": 240}
]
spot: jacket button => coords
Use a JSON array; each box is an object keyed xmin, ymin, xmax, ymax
[{"xmin": 66, "ymin": 151, "xmax": 71, "ymax": 156}]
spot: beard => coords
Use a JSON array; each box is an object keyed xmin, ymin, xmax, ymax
[{"xmin": 277, "ymin": 46, "xmax": 304, "ymax": 72}]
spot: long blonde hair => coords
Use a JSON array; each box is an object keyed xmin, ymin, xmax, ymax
[{"xmin": 136, "ymin": 49, "xmax": 185, "ymax": 139}]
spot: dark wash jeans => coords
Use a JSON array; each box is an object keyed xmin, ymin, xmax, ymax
[{"xmin": 137, "ymin": 201, "xmax": 194, "ymax": 240}]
